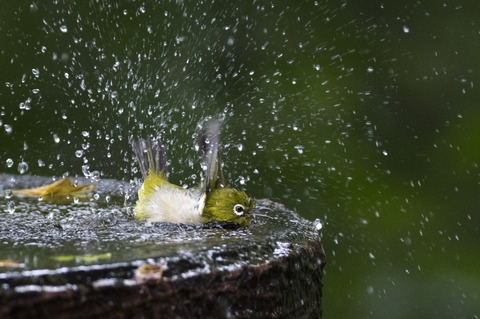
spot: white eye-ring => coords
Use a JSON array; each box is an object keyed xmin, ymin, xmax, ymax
[{"xmin": 233, "ymin": 204, "xmax": 245, "ymax": 216}]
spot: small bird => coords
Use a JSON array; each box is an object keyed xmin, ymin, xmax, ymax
[{"xmin": 130, "ymin": 120, "xmax": 255, "ymax": 226}]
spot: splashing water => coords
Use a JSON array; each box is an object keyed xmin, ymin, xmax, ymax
[
  {"xmin": 0, "ymin": 174, "xmax": 321, "ymax": 274},
  {"xmin": 1, "ymin": 1, "xmax": 479, "ymax": 318}
]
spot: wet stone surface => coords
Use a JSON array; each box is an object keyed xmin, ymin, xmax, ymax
[{"xmin": 0, "ymin": 174, "xmax": 325, "ymax": 318}]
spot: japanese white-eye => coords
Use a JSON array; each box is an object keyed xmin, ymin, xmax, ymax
[{"xmin": 131, "ymin": 120, "xmax": 255, "ymax": 226}]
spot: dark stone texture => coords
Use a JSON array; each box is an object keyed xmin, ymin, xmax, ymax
[{"xmin": 0, "ymin": 174, "xmax": 325, "ymax": 318}]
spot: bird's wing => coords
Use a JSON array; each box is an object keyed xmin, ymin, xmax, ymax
[{"xmin": 199, "ymin": 119, "xmax": 226, "ymax": 196}]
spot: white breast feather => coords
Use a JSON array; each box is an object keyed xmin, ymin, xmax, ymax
[{"xmin": 139, "ymin": 186, "xmax": 203, "ymax": 224}]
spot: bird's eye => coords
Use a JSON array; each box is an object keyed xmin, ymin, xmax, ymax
[{"xmin": 233, "ymin": 204, "xmax": 245, "ymax": 216}]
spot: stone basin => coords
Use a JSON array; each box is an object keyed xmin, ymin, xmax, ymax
[{"xmin": 0, "ymin": 174, "xmax": 325, "ymax": 318}]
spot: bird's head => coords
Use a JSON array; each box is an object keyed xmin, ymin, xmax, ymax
[{"xmin": 201, "ymin": 188, "xmax": 255, "ymax": 226}]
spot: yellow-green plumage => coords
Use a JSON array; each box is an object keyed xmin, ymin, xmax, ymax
[
  {"xmin": 202, "ymin": 188, "xmax": 254, "ymax": 226},
  {"xmin": 134, "ymin": 169, "xmax": 204, "ymax": 223},
  {"xmin": 131, "ymin": 121, "xmax": 254, "ymax": 225}
]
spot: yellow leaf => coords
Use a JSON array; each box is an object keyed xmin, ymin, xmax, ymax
[
  {"xmin": 52, "ymin": 253, "xmax": 112, "ymax": 263},
  {"xmin": 12, "ymin": 177, "xmax": 95, "ymax": 201}
]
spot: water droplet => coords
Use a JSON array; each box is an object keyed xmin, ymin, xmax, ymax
[
  {"xmin": 93, "ymin": 193, "xmax": 100, "ymax": 200},
  {"xmin": 82, "ymin": 165, "xmax": 91, "ymax": 177},
  {"xmin": 403, "ymin": 25, "xmax": 410, "ymax": 33},
  {"xmin": 175, "ymin": 36, "xmax": 185, "ymax": 44},
  {"xmin": 30, "ymin": 3, "xmax": 38, "ymax": 13},
  {"xmin": 91, "ymin": 170, "xmax": 100, "ymax": 181},
  {"xmin": 60, "ymin": 25, "xmax": 68, "ymax": 33},
  {"xmin": 4, "ymin": 189, "xmax": 12, "ymax": 199},
  {"xmin": 75, "ymin": 150, "xmax": 84, "ymax": 158},
  {"xmin": 31, "ymin": 69, "xmax": 40, "ymax": 80},
  {"xmin": 38, "ymin": 159, "xmax": 45, "ymax": 167},
  {"xmin": 18, "ymin": 161, "xmax": 29, "ymax": 174},
  {"xmin": 6, "ymin": 158, "xmax": 14, "ymax": 168},
  {"xmin": 7, "ymin": 201, "xmax": 15, "ymax": 214},
  {"xmin": 4, "ymin": 124, "xmax": 12, "ymax": 135},
  {"xmin": 53, "ymin": 133, "xmax": 60, "ymax": 143},
  {"xmin": 313, "ymin": 219, "xmax": 323, "ymax": 230},
  {"xmin": 112, "ymin": 61, "xmax": 120, "ymax": 72}
]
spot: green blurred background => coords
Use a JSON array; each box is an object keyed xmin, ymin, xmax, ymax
[{"xmin": 1, "ymin": 1, "xmax": 479, "ymax": 317}]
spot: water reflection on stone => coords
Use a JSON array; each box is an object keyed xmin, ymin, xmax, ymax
[{"xmin": 0, "ymin": 173, "xmax": 324, "ymax": 279}]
